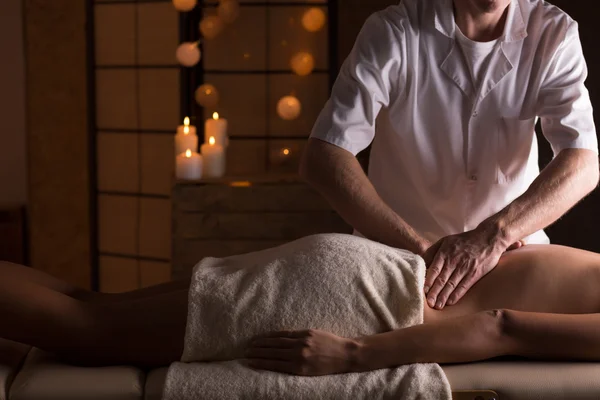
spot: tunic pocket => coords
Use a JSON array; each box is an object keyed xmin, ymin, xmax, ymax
[{"xmin": 495, "ymin": 116, "xmax": 537, "ymax": 184}]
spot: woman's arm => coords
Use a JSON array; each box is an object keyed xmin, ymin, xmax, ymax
[
  {"xmin": 354, "ymin": 310, "xmax": 507, "ymax": 371},
  {"xmin": 246, "ymin": 310, "xmax": 508, "ymax": 375},
  {"xmin": 247, "ymin": 309, "xmax": 600, "ymax": 376}
]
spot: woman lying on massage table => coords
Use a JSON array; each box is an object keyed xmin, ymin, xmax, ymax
[{"xmin": 1, "ymin": 243, "xmax": 600, "ymax": 374}]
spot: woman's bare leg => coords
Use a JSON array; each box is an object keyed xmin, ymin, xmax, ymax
[
  {"xmin": 0, "ymin": 260, "xmax": 191, "ymax": 303},
  {"xmin": 0, "ymin": 273, "xmax": 188, "ymax": 368},
  {"xmin": 0, "ymin": 261, "xmax": 95, "ymax": 299},
  {"xmin": 87, "ymin": 278, "xmax": 192, "ymax": 303}
]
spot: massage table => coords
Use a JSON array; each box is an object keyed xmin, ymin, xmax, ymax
[{"xmin": 2, "ymin": 341, "xmax": 600, "ymax": 400}]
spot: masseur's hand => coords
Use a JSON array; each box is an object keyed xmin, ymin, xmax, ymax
[
  {"xmin": 246, "ymin": 330, "xmax": 359, "ymax": 376},
  {"xmin": 423, "ymin": 226, "xmax": 512, "ymax": 310}
]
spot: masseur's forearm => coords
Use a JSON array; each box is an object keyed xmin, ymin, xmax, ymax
[
  {"xmin": 300, "ymin": 138, "xmax": 429, "ymax": 254},
  {"xmin": 480, "ymin": 149, "xmax": 599, "ymax": 245},
  {"xmin": 353, "ymin": 311, "xmax": 509, "ymax": 371}
]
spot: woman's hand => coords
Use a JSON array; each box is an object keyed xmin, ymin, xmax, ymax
[{"xmin": 245, "ymin": 329, "xmax": 360, "ymax": 376}]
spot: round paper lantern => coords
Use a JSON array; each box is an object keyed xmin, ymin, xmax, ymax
[
  {"xmin": 277, "ymin": 95, "xmax": 302, "ymax": 121},
  {"xmin": 218, "ymin": 0, "xmax": 240, "ymax": 24},
  {"xmin": 200, "ymin": 16, "xmax": 225, "ymax": 40},
  {"xmin": 195, "ymin": 84, "xmax": 220, "ymax": 108},
  {"xmin": 302, "ymin": 8, "xmax": 326, "ymax": 32},
  {"xmin": 290, "ymin": 52, "xmax": 315, "ymax": 76},
  {"xmin": 176, "ymin": 42, "xmax": 201, "ymax": 67},
  {"xmin": 172, "ymin": 0, "xmax": 197, "ymax": 12}
]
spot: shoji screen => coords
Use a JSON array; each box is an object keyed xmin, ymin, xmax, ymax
[
  {"xmin": 93, "ymin": 0, "xmax": 178, "ymax": 292},
  {"xmin": 187, "ymin": 0, "xmax": 337, "ymax": 176}
]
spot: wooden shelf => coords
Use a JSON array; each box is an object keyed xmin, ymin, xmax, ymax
[
  {"xmin": 171, "ymin": 175, "xmax": 351, "ymax": 280},
  {"xmin": 175, "ymin": 173, "xmax": 303, "ymax": 186}
]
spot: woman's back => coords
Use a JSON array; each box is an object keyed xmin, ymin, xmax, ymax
[{"xmin": 425, "ymin": 245, "xmax": 600, "ymax": 322}]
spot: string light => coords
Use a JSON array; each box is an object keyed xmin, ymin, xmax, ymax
[
  {"xmin": 200, "ymin": 15, "xmax": 224, "ymax": 39},
  {"xmin": 195, "ymin": 84, "xmax": 220, "ymax": 108},
  {"xmin": 172, "ymin": 0, "xmax": 197, "ymax": 12},
  {"xmin": 302, "ymin": 8, "xmax": 326, "ymax": 32},
  {"xmin": 176, "ymin": 42, "xmax": 201, "ymax": 67},
  {"xmin": 277, "ymin": 95, "xmax": 302, "ymax": 120},
  {"xmin": 291, "ymin": 52, "xmax": 315, "ymax": 76}
]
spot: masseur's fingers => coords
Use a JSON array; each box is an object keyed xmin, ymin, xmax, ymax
[
  {"xmin": 245, "ymin": 348, "xmax": 296, "ymax": 361},
  {"xmin": 507, "ymin": 242, "xmax": 521, "ymax": 251},
  {"xmin": 426, "ymin": 262, "xmax": 457, "ymax": 309},
  {"xmin": 446, "ymin": 273, "xmax": 478, "ymax": 306},
  {"xmin": 422, "ymin": 240, "xmax": 442, "ymax": 266},
  {"xmin": 506, "ymin": 240, "xmax": 525, "ymax": 251},
  {"xmin": 424, "ymin": 252, "xmax": 445, "ymax": 295},
  {"xmin": 507, "ymin": 241, "xmax": 522, "ymax": 251},
  {"xmin": 247, "ymin": 359, "xmax": 297, "ymax": 375},
  {"xmin": 435, "ymin": 266, "xmax": 468, "ymax": 309}
]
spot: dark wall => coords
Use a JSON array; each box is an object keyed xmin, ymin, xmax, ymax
[
  {"xmin": 537, "ymin": 1, "xmax": 600, "ymax": 251},
  {"xmin": 0, "ymin": 0, "xmax": 27, "ymax": 208}
]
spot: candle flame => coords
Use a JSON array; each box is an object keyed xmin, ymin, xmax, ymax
[
  {"xmin": 209, "ymin": 136, "xmax": 216, "ymax": 145},
  {"xmin": 282, "ymin": 148, "xmax": 290, "ymax": 156},
  {"xmin": 213, "ymin": 112, "xmax": 219, "ymax": 120},
  {"xmin": 185, "ymin": 149, "xmax": 192, "ymax": 158},
  {"xmin": 230, "ymin": 181, "xmax": 252, "ymax": 187},
  {"xmin": 184, "ymin": 117, "xmax": 190, "ymax": 126},
  {"xmin": 183, "ymin": 126, "xmax": 190, "ymax": 134}
]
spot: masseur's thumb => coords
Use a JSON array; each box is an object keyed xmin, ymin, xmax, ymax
[{"xmin": 506, "ymin": 240, "xmax": 526, "ymax": 251}]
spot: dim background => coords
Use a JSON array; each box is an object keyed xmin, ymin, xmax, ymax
[{"xmin": 0, "ymin": 0, "xmax": 599, "ymax": 288}]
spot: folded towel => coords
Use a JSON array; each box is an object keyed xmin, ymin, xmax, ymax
[
  {"xmin": 163, "ymin": 233, "xmax": 451, "ymax": 399},
  {"xmin": 164, "ymin": 360, "xmax": 450, "ymax": 399}
]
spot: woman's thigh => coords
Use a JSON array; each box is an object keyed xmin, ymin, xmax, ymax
[
  {"xmin": 89, "ymin": 288, "xmax": 190, "ymax": 367},
  {"xmin": 0, "ymin": 261, "xmax": 90, "ymax": 298},
  {"xmin": 96, "ymin": 277, "xmax": 192, "ymax": 303},
  {"xmin": 0, "ymin": 270, "xmax": 189, "ymax": 367},
  {"xmin": 0, "ymin": 260, "xmax": 192, "ymax": 303}
]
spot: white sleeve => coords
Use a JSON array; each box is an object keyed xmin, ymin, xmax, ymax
[
  {"xmin": 310, "ymin": 12, "xmax": 403, "ymax": 156},
  {"xmin": 539, "ymin": 21, "xmax": 598, "ymax": 156}
]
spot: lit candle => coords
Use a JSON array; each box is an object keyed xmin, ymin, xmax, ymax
[
  {"xmin": 176, "ymin": 149, "xmax": 203, "ymax": 180},
  {"xmin": 205, "ymin": 112, "xmax": 229, "ymax": 148},
  {"xmin": 271, "ymin": 147, "xmax": 294, "ymax": 166},
  {"xmin": 175, "ymin": 117, "xmax": 198, "ymax": 155},
  {"xmin": 201, "ymin": 136, "xmax": 226, "ymax": 178}
]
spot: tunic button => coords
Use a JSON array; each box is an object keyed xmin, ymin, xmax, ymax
[
  {"xmin": 470, "ymin": 175, "xmax": 478, "ymax": 181},
  {"xmin": 472, "ymin": 111, "xmax": 478, "ymax": 117}
]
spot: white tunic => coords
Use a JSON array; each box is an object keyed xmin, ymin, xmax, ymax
[{"xmin": 310, "ymin": 0, "xmax": 598, "ymax": 244}]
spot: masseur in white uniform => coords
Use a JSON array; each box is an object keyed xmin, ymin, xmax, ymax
[{"xmin": 302, "ymin": 0, "xmax": 599, "ymax": 310}]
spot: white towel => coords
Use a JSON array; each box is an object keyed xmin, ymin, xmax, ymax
[{"xmin": 163, "ymin": 233, "xmax": 451, "ymax": 399}]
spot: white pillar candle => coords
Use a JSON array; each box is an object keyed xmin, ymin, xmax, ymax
[
  {"xmin": 201, "ymin": 136, "xmax": 226, "ymax": 178},
  {"xmin": 205, "ymin": 112, "xmax": 229, "ymax": 148},
  {"xmin": 176, "ymin": 149, "xmax": 203, "ymax": 180},
  {"xmin": 175, "ymin": 117, "xmax": 199, "ymax": 155}
]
